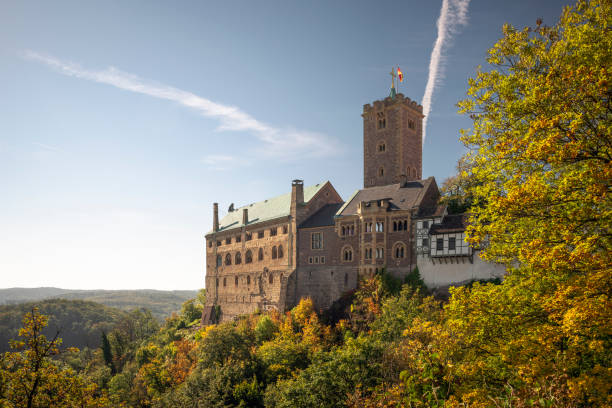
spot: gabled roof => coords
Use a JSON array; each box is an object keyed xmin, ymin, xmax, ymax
[
  {"xmin": 210, "ymin": 182, "xmax": 329, "ymax": 234},
  {"xmin": 335, "ymin": 177, "xmax": 436, "ymax": 217},
  {"xmin": 429, "ymin": 214, "xmax": 468, "ymax": 234},
  {"xmin": 417, "ymin": 204, "xmax": 447, "ymax": 218},
  {"xmin": 299, "ymin": 203, "xmax": 344, "ymax": 229}
]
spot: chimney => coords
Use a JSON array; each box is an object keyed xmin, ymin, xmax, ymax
[
  {"xmin": 290, "ymin": 179, "xmax": 305, "ymax": 221},
  {"xmin": 291, "ymin": 179, "xmax": 304, "ymax": 206},
  {"xmin": 242, "ymin": 208, "xmax": 248, "ymax": 225},
  {"xmin": 213, "ymin": 203, "xmax": 219, "ymax": 232}
]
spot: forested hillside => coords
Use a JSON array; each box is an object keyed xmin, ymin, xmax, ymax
[
  {"xmin": 0, "ymin": 299, "xmax": 128, "ymax": 353},
  {"xmin": 0, "ymin": 288, "xmax": 197, "ymax": 321}
]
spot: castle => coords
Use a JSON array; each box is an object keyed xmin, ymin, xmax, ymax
[{"xmin": 202, "ymin": 85, "xmax": 504, "ymax": 323}]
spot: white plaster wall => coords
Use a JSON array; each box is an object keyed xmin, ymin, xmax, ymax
[{"xmin": 417, "ymin": 251, "xmax": 505, "ymax": 288}]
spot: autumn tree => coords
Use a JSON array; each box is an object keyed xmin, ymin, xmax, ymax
[
  {"xmin": 451, "ymin": 0, "xmax": 611, "ymax": 405},
  {"xmin": 0, "ymin": 308, "xmax": 105, "ymax": 407}
]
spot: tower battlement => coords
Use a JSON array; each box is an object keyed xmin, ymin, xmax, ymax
[{"xmin": 362, "ymin": 93, "xmax": 423, "ymax": 114}]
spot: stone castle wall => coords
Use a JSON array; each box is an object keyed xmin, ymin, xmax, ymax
[{"xmin": 205, "ymin": 219, "xmax": 293, "ymax": 320}]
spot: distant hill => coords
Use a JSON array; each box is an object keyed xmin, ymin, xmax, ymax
[
  {"xmin": 0, "ymin": 299, "xmax": 127, "ymax": 353},
  {"xmin": 0, "ymin": 288, "xmax": 198, "ymax": 321}
]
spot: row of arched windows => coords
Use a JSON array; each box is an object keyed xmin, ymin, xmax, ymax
[
  {"xmin": 341, "ymin": 225, "xmax": 355, "ymax": 236},
  {"xmin": 217, "ymin": 245, "xmax": 284, "ymax": 267},
  {"xmin": 344, "ymin": 242, "xmax": 407, "ymax": 262},
  {"xmin": 393, "ymin": 220, "xmax": 408, "ymax": 231},
  {"xmin": 216, "ymin": 272, "xmax": 276, "ymax": 288}
]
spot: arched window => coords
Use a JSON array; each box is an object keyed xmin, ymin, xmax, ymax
[
  {"xmin": 342, "ymin": 246, "xmax": 353, "ymax": 262},
  {"xmin": 269, "ymin": 273, "xmax": 274, "ymax": 284},
  {"xmin": 378, "ymin": 167, "xmax": 384, "ymax": 177},
  {"xmin": 344, "ymin": 273, "xmax": 348, "ymax": 287},
  {"xmin": 378, "ymin": 142, "xmax": 386, "ymax": 152},
  {"xmin": 341, "ymin": 226, "xmax": 345, "ymax": 236},
  {"xmin": 216, "ymin": 278, "xmax": 219, "ymax": 287},
  {"xmin": 223, "ymin": 277, "xmax": 227, "ymax": 287},
  {"xmin": 225, "ymin": 253, "xmax": 232, "ymax": 266},
  {"xmin": 394, "ymin": 243, "xmax": 406, "ymax": 259},
  {"xmin": 235, "ymin": 276, "xmax": 239, "ymax": 286},
  {"xmin": 403, "ymin": 220, "xmax": 408, "ymax": 230},
  {"xmin": 247, "ymin": 275, "xmax": 251, "ymax": 285},
  {"xmin": 245, "ymin": 250, "xmax": 252, "ymax": 264},
  {"xmin": 376, "ymin": 247, "xmax": 384, "ymax": 259},
  {"xmin": 258, "ymin": 248, "xmax": 264, "ymax": 261},
  {"xmin": 278, "ymin": 245, "xmax": 284, "ymax": 258},
  {"xmin": 235, "ymin": 252, "xmax": 242, "ymax": 264},
  {"xmin": 272, "ymin": 246, "xmax": 277, "ymax": 259},
  {"xmin": 216, "ymin": 255, "xmax": 222, "ymax": 267}
]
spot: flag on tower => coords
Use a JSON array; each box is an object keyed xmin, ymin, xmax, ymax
[{"xmin": 397, "ymin": 67, "xmax": 404, "ymax": 83}]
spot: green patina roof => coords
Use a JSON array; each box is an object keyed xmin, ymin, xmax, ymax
[{"xmin": 209, "ymin": 182, "xmax": 328, "ymax": 234}]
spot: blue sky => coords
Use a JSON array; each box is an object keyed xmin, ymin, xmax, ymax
[{"xmin": 0, "ymin": 0, "xmax": 572, "ymax": 290}]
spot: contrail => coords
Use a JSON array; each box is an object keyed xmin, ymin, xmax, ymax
[
  {"xmin": 421, "ymin": 0, "xmax": 470, "ymax": 142},
  {"xmin": 22, "ymin": 50, "xmax": 338, "ymax": 163}
]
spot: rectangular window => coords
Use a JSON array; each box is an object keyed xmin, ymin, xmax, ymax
[
  {"xmin": 270, "ymin": 227, "xmax": 277, "ymax": 236},
  {"xmin": 422, "ymin": 238, "xmax": 429, "ymax": 248},
  {"xmin": 436, "ymin": 238, "xmax": 444, "ymax": 251},
  {"xmin": 314, "ymin": 256, "xmax": 319, "ymax": 264},
  {"xmin": 423, "ymin": 220, "xmax": 429, "ymax": 228},
  {"xmin": 225, "ymin": 237, "xmax": 231, "ymax": 245},
  {"xmin": 216, "ymin": 241, "xmax": 221, "ymax": 246},
  {"xmin": 283, "ymin": 225, "xmax": 288, "ymax": 234},
  {"xmin": 308, "ymin": 257, "xmax": 313, "ymax": 264},
  {"xmin": 257, "ymin": 231, "xmax": 264, "ymax": 239},
  {"xmin": 235, "ymin": 235, "xmax": 241, "ymax": 243},
  {"xmin": 311, "ymin": 232, "xmax": 323, "ymax": 249},
  {"xmin": 320, "ymin": 256, "xmax": 325, "ymax": 264},
  {"xmin": 449, "ymin": 237, "xmax": 456, "ymax": 251},
  {"xmin": 246, "ymin": 233, "xmax": 252, "ymax": 241}
]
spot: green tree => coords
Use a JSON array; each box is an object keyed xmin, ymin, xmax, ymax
[{"xmin": 439, "ymin": 156, "xmax": 477, "ymax": 214}]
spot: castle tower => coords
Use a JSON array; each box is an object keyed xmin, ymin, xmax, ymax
[{"xmin": 362, "ymin": 89, "xmax": 424, "ymax": 188}]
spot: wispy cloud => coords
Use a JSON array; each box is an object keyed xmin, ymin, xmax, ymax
[
  {"xmin": 23, "ymin": 50, "xmax": 338, "ymax": 164},
  {"xmin": 421, "ymin": 0, "xmax": 470, "ymax": 142},
  {"xmin": 32, "ymin": 142, "xmax": 62, "ymax": 153}
]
